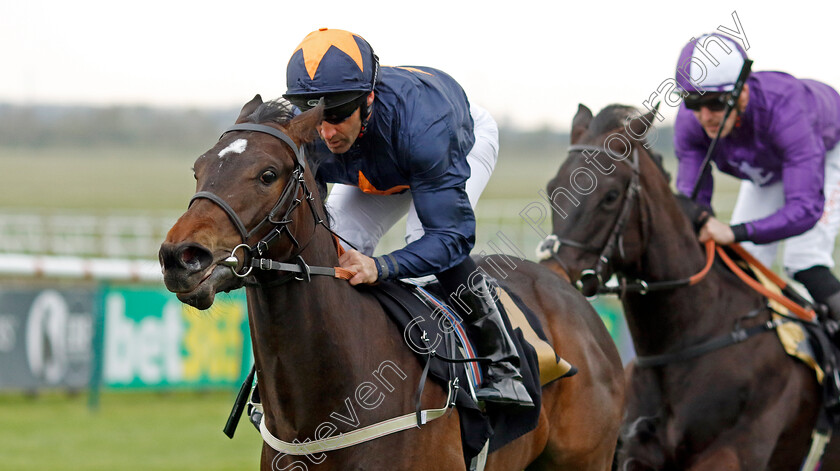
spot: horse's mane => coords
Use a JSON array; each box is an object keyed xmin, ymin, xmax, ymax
[
  {"xmin": 246, "ymin": 98, "xmax": 297, "ymax": 125},
  {"xmin": 591, "ymin": 104, "xmax": 671, "ymax": 183}
]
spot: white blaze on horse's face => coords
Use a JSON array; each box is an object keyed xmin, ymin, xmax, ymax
[{"xmin": 218, "ymin": 138, "xmax": 248, "ymax": 158}]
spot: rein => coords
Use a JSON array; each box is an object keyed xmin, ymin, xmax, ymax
[
  {"xmin": 202, "ymin": 122, "xmax": 462, "ymax": 453},
  {"xmin": 539, "ymin": 235, "xmax": 716, "ymax": 295},
  {"xmin": 632, "ymin": 243, "xmax": 818, "ymax": 367},
  {"xmin": 541, "ymin": 144, "xmax": 817, "ymax": 368},
  {"xmin": 718, "ymin": 243, "xmax": 817, "ymax": 322},
  {"xmin": 541, "ymin": 144, "xmax": 718, "ymax": 296}
]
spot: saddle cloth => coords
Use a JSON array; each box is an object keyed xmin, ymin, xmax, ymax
[
  {"xmin": 363, "ymin": 278, "xmax": 576, "ymax": 465},
  {"xmin": 407, "ymin": 281, "xmax": 576, "ymax": 389},
  {"xmin": 752, "ymin": 268, "xmax": 826, "ymax": 383},
  {"xmin": 732, "ymin": 255, "xmax": 826, "ymax": 383},
  {"xmin": 725, "ymin": 250, "xmax": 840, "ymax": 431}
]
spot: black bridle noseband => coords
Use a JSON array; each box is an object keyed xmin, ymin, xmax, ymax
[{"xmin": 189, "ymin": 123, "xmax": 343, "ymax": 284}]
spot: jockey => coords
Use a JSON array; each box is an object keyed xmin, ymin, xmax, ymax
[
  {"xmin": 283, "ymin": 28, "xmax": 532, "ymax": 406},
  {"xmin": 674, "ymin": 32, "xmax": 840, "ymax": 321}
]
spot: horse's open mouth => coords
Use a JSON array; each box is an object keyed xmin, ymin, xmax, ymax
[{"xmin": 173, "ymin": 264, "xmax": 232, "ymax": 310}]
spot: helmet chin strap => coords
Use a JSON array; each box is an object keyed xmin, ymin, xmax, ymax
[
  {"xmin": 357, "ymin": 51, "xmax": 379, "ymax": 140},
  {"xmin": 357, "ymin": 100, "xmax": 373, "ymax": 138}
]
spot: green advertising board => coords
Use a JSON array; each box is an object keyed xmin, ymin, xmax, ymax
[
  {"xmin": 86, "ymin": 284, "xmax": 632, "ymax": 390},
  {"xmin": 100, "ymin": 286, "xmax": 252, "ymax": 388},
  {"xmin": 0, "ymin": 282, "xmax": 633, "ymax": 394}
]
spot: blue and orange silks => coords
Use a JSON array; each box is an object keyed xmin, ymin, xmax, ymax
[{"xmin": 312, "ymin": 65, "xmax": 477, "ymax": 279}]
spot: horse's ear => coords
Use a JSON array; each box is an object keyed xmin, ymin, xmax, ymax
[
  {"xmin": 287, "ymin": 100, "xmax": 324, "ymax": 145},
  {"xmin": 626, "ymin": 102, "xmax": 660, "ymax": 139},
  {"xmin": 571, "ymin": 104, "xmax": 593, "ymax": 144},
  {"xmin": 236, "ymin": 94, "xmax": 263, "ymax": 123}
]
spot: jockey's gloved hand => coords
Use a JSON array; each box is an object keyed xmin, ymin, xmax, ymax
[{"xmin": 675, "ymin": 193, "xmax": 715, "ymax": 234}]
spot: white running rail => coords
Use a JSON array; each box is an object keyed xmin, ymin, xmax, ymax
[{"xmin": 0, "ymin": 199, "xmax": 552, "ymax": 280}]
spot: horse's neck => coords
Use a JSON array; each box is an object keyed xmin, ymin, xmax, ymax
[
  {"xmin": 620, "ymin": 188, "xmax": 758, "ymax": 356},
  {"xmin": 246, "ymin": 228, "xmax": 391, "ymax": 436}
]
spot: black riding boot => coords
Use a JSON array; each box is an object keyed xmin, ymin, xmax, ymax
[
  {"xmin": 794, "ymin": 266, "xmax": 840, "ymax": 323},
  {"xmin": 824, "ymin": 291, "xmax": 840, "ymax": 323},
  {"xmin": 437, "ymin": 258, "xmax": 534, "ymax": 407}
]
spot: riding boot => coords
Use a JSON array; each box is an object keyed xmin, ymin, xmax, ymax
[
  {"xmin": 436, "ymin": 257, "xmax": 533, "ymax": 407},
  {"xmin": 458, "ymin": 276, "xmax": 534, "ymax": 407},
  {"xmin": 824, "ymin": 291, "xmax": 840, "ymax": 323},
  {"xmin": 794, "ymin": 267, "xmax": 840, "ymax": 335},
  {"xmin": 821, "ymin": 291, "xmax": 840, "ymax": 341}
]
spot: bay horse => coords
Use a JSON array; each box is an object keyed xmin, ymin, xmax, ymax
[
  {"xmin": 158, "ymin": 95, "xmax": 625, "ymax": 470},
  {"xmin": 542, "ymin": 103, "xmax": 840, "ymax": 470}
]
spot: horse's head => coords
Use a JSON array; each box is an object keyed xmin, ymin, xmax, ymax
[
  {"xmin": 159, "ymin": 95, "xmax": 324, "ymax": 309},
  {"xmin": 547, "ymin": 104, "xmax": 671, "ymax": 295}
]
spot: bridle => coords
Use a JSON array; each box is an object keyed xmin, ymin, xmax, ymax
[
  {"xmin": 544, "ymin": 144, "xmax": 642, "ymax": 296},
  {"xmin": 201, "ymin": 123, "xmax": 462, "ymax": 449},
  {"xmin": 539, "ymin": 143, "xmax": 715, "ymax": 297},
  {"xmin": 190, "ymin": 123, "xmax": 351, "ymax": 284},
  {"xmin": 541, "ymin": 144, "xmax": 784, "ymax": 371}
]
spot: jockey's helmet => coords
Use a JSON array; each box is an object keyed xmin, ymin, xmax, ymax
[
  {"xmin": 675, "ymin": 33, "xmax": 748, "ymax": 94},
  {"xmin": 284, "ymin": 28, "xmax": 379, "ymax": 112}
]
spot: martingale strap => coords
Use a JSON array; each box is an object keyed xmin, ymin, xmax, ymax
[
  {"xmin": 635, "ymin": 316, "xmax": 784, "ymax": 368},
  {"xmin": 255, "ymin": 381, "xmax": 456, "ymax": 455}
]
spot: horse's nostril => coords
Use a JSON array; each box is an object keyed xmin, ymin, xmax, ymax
[
  {"xmin": 177, "ymin": 245, "xmax": 213, "ymax": 272},
  {"xmin": 159, "ymin": 243, "xmax": 213, "ymax": 273},
  {"xmin": 180, "ymin": 247, "xmax": 200, "ymax": 267}
]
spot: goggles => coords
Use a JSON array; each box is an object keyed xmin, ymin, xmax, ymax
[
  {"xmin": 683, "ymin": 92, "xmax": 732, "ymax": 112},
  {"xmin": 322, "ymin": 95, "xmax": 367, "ymax": 125}
]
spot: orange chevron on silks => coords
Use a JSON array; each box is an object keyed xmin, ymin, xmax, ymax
[
  {"xmin": 395, "ymin": 66, "xmax": 434, "ymax": 76},
  {"xmin": 358, "ymin": 171, "xmax": 409, "ymax": 195},
  {"xmin": 294, "ymin": 29, "xmax": 365, "ymax": 80}
]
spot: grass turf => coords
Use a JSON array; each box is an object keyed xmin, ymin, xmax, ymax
[{"xmin": 0, "ymin": 389, "xmax": 261, "ymax": 470}]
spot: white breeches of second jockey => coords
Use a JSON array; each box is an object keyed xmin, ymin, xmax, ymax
[
  {"xmin": 730, "ymin": 144, "xmax": 840, "ymax": 274},
  {"xmin": 325, "ymin": 105, "xmax": 499, "ymax": 256}
]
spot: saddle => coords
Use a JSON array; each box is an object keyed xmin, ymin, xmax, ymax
[
  {"xmin": 362, "ymin": 279, "xmax": 575, "ymax": 467},
  {"xmin": 226, "ymin": 278, "xmax": 576, "ymax": 469},
  {"xmin": 720, "ymin": 246, "xmax": 840, "ymax": 430},
  {"xmin": 674, "ymin": 199, "xmax": 840, "ymax": 420}
]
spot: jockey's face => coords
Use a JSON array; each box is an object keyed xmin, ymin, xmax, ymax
[
  {"xmin": 692, "ymin": 84, "xmax": 750, "ymax": 139},
  {"xmin": 317, "ymin": 108, "xmax": 362, "ymax": 154},
  {"xmin": 694, "ymin": 105, "xmax": 739, "ymax": 138},
  {"xmin": 316, "ymin": 92, "xmax": 374, "ymax": 154}
]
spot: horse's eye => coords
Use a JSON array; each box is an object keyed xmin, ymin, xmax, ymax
[
  {"xmin": 604, "ymin": 189, "xmax": 621, "ymax": 204},
  {"xmin": 260, "ymin": 170, "xmax": 278, "ymax": 185}
]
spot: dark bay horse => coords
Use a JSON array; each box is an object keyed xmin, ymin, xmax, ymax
[
  {"xmin": 543, "ymin": 103, "xmax": 840, "ymax": 470},
  {"xmin": 159, "ymin": 96, "xmax": 624, "ymax": 470}
]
